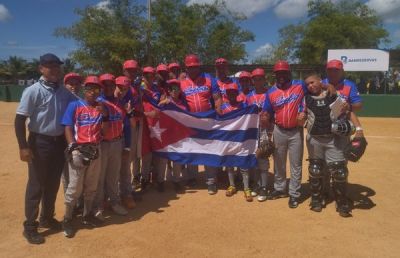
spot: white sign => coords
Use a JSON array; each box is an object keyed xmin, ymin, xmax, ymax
[{"xmin": 327, "ymin": 49, "xmax": 389, "ymax": 71}]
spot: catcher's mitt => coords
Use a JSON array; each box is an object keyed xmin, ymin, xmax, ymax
[
  {"xmin": 78, "ymin": 144, "xmax": 99, "ymax": 165},
  {"xmin": 256, "ymin": 140, "xmax": 275, "ymax": 159},
  {"xmin": 345, "ymin": 137, "xmax": 367, "ymax": 162}
]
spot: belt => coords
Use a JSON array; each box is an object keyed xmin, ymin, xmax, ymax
[
  {"xmin": 276, "ymin": 125, "xmax": 298, "ymax": 131},
  {"xmin": 102, "ymin": 136, "xmax": 123, "ymax": 142},
  {"xmin": 30, "ymin": 132, "xmax": 65, "ymax": 141}
]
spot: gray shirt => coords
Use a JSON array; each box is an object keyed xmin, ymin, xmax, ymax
[{"xmin": 16, "ymin": 77, "xmax": 75, "ymax": 136}]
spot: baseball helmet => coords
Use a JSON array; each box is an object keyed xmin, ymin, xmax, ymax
[
  {"xmin": 115, "ymin": 76, "xmax": 131, "ymax": 88},
  {"xmin": 84, "ymin": 76, "xmax": 102, "ymax": 87},
  {"xmin": 168, "ymin": 62, "xmax": 180, "ymax": 69},
  {"xmin": 99, "ymin": 73, "xmax": 115, "ymax": 82},
  {"xmin": 156, "ymin": 64, "xmax": 169, "ymax": 73},
  {"xmin": 273, "ymin": 60, "xmax": 290, "ymax": 72},
  {"xmin": 64, "ymin": 72, "xmax": 82, "ymax": 84},
  {"xmin": 123, "ymin": 59, "xmax": 139, "ymax": 70},
  {"xmin": 239, "ymin": 71, "xmax": 251, "ymax": 79},
  {"xmin": 251, "ymin": 68, "xmax": 266, "ymax": 78},
  {"xmin": 331, "ymin": 119, "xmax": 355, "ymax": 136},
  {"xmin": 215, "ymin": 58, "xmax": 228, "ymax": 66},
  {"xmin": 143, "ymin": 66, "xmax": 156, "ymax": 74},
  {"xmin": 185, "ymin": 54, "xmax": 201, "ymax": 67},
  {"xmin": 327, "ymin": 59, "xmax": 343, "ymax": 70}
]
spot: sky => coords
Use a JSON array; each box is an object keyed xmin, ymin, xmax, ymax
[{"xmin": 0, "ymin": 0, "xmax": 399, "ymax": 62}]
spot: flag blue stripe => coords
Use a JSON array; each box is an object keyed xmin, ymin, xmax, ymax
[
  {"xmin": 191, "ymin": 128, "xmax": 258, "ymax": 142},
  {"xmin": 154, "ymin": 152, "xmax": 257, "ymax": 169}
]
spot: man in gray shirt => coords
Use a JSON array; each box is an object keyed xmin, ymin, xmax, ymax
[{"xmin": 15, "ymin": 53, "xmax": 75, "ymax": 244}]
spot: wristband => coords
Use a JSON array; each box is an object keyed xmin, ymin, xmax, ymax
[{"xmin": 355, "ymin": 126, "xmax": 363, "ymax": 131}]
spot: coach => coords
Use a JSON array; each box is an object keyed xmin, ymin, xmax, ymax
[{"xmin": 15, "ymin": 53, "xmax": 75, "ymax": 244}]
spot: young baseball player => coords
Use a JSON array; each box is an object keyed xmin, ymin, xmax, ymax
[
  {"xmin": 246, "ymin": 68, "xmax": 272, "ymax": 202},
  {"xmin": 114, "ymin": 76, "xmax": 138, "ymax": 209},
  {"xmin": 93, "ymin": 74, "xmax": 129, "ymax": 221},
  {"xmin": 61, "ymin": 76, "xmax": 107, "ymax": 238},
  {"xmin": 220, "ymin": 85, "xmax": 252, "ymax": 201},
  {"xmin": 297, "ymin": 74, "xmax": 355, "ymax": 217},
  {"xmin": 158, "ymin": 79, "xmax": 189, "ymax": 193}
]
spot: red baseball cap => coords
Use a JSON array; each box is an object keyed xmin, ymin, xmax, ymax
[
  {"xmin": 251, "ymin": 68, "xmax": 265, "ymax": 78},
  {"xmin": 64, "ymin": 72, "xmax": 82, "ymax": 84},
  {"xmin": 84, "ymin": 76, "xmax": 102, "ymax": 87},
  {"xmin": 326, "ymin": 59, "xmax": 343, "ymax": 70},
  {"xmin": 156, "ymin": 64, "xmax": 169, "ymax": 73},
  {"xmin": 273, "ymin": 60, "xmax": 290, "ymax": 72},
  {"xmin": 123, "ymin": 59, "xmax": 139, "ymax": 70},
  {"xmin": 168, "ymin": 62, "xmax": 180, "ymax": 69},
  {"xmin": 143, "ymin": 66, "xmax": 156, "ymax": 74},
  {"xmin": 215, "ymin": 58, "xmax": 228, "ymax": 66},
  {"xmin": 115, "ymin": 76, "xmax": 131, "ymax": 88},
  {"xmin": 185, "ymin": 54, "xmax": 201, "ymax": 67},
  {"xmin": 99, "ymin": 73, "xmax": 115, "ymax": 82},
  {"xmin": 239, "ymin": 71, "xmax": 251, "ymax": 79}
]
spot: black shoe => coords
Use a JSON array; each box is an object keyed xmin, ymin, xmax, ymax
[
  {"xmin": 288, "ymin": 196, "xmax": 299, "ymax": 208},
  {"xmin": 23, "ymin": 230, "xmax": 45, "ymax": 245},
  {"xmin": 39, "ymin": 218, "xmax": 62, "ymax": 231},
  {"xmin": 267, "ymin": 190, "xmax": 288, "ymax": 200},
  {"xmin": 63, "ymin": 219, "xmax": 75, "ymax": 238},
  {"xmin": 310, "ymin": 197, "xmax": 323, "ymax": 212},
  {"xmin": 207, "ymin": 184, "xmax": 217, "ymax": 195},
  {"xmin": 336, "ymin": 201, "xmax": 352, "ymax": 218},
  {"xmin": 157, "ymin": 182, "xmax": 165, "ymax": 192},
  {"xmin": 173, "ymin": 182, "xmax": 184, "ymax": 193},
  {"xmin": 186, "ymin": 178, "xmax": 197, "ymax": 188},
  {"xmin": 82, "ymin": 215, "xmax": 103, "ymax": 227}
]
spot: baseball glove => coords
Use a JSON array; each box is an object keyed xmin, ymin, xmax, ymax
[
  {"xmin": 345, "ymin": 137, "xmax": 367, "ymax": 162},
  {"xmin": 256, "ymin": 140, "xmax": 275, "ymax": 159},
  {"xmin": 78, "ymin": 144, "xmax": 99, "ymax": 165}
]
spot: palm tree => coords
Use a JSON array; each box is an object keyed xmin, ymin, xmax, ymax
[{"xmin": 1, "ymin": 56, "xmax": 29, "ymax": 83}]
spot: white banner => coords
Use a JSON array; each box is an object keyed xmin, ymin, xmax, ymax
[{"xmin": 327, "ymin": 49, "xmax": 389, "ymax": 71}]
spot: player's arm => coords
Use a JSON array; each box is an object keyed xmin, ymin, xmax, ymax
[
  {"xmin": 65, "ymin": 126, "xmax": 75, "ymax": 145},
  {"xmin": 349, "ymin": 112, "xmax": 364, "ymax": 137},
  {"xmin": 349, "ymin": 81, "xmax": 363, "ymax": 112},
  {"xmin": 213, "ymin": 93, "xmax": 222, "ymax": 115}
]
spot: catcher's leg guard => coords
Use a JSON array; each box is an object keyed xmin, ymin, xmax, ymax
[
  {"xmin": 328, "ymin": 161, "xmax": 351, "ymax": 217},
  {"xmin": 308, "ymin": 159, "xmax": 324, "ymax": 211}
]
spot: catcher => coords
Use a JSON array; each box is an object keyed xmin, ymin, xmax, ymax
[
  {"xmin": 61, "ymin": 76, "xmax": 108, "ymax": 238},
  {"xmin": 297, "ymin": 74, "xmax": 367, "ymax": 217}
]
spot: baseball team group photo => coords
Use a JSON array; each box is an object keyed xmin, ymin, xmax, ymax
[{"xmin": 1, "ymin": 0, "xmax": 400, "ymax": 257}]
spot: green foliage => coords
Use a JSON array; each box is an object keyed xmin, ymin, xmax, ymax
[
  {"xmin": 55, "ymin": 0, "xmax": 254, "ymax": 73},
  {"xmin": 55, "ymin": 0, "xmax": 146, "ymax": 74},
  {"xmin": 263, "ymin": 0, "xmax": 389, "ymax": 64}
]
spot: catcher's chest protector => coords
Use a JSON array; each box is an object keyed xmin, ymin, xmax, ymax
[{"xmin": 306, "ymin": 93, "xmax": 336, "ymax": 136}]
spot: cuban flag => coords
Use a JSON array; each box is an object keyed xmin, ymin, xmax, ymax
[{"xmin": 141, "ymin": 103, "xmax": 259, "ymax": 169}]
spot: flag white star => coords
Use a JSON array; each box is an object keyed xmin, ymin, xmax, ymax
[{"xmin": 149, "ymin": 121, "xmax": 167, "ymax": 142}]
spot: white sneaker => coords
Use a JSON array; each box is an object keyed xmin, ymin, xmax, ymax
[
  {"xmin": 94, "ymin": 210, "xmax": 105, "ymax": 222},
  {"xmin": 112, "ymin": 203, "xmax": 128, "ymax": 216},
  {"xmin": 251, "ymin": 189, "xmax": 258, "ymax": 197}
]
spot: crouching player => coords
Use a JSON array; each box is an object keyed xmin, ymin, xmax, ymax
[
  {"xmin": 298, "ymin": 74, "xmax": 355, "ymax": 217},
  {"xmin": 61, "ymin": 76, "xmax": 107, "ymax": 237},
  {"xmin": 220, "ymin": 85, "xmax": 252, "ymax": 201}
]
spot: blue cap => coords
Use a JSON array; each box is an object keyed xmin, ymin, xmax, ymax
[{"xmin": 39, "ymin": 53, "xmax": 63, "ymax": 65}]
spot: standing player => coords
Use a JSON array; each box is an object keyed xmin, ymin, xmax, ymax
[
  {"xmin": 168, "ymin": 62, "xmax": 182, "ymax": 80},
  {"xmin": 15, "ymin": 54, "xmax": 75, "ymax": 244},
  {"xmin": 215, "ymin": 58, "xmax": 242, "ymax": 103},
  {"xmin": 298, "ymin": 74, "xmax": 356, "ymax": 217},
  {"xmin": 93, "ymin": 74, "xmax": 128, "ymax": 221},
  {"xmin": 246, "ymin": 68, "xmax": 271, "ymax": 202},
  {"xmin": 221, "ymin": 85, "xmax": 252, "ymax": 201},
  {"xmin": 263, "ymin": 60, "xmax": 306, "ymax": 208},
  {"xmin": 238, "ymin": 71, "xmax": 253, "ymax": 95},
  {"xmin": 180, "ymin": 54, "xmax": 223, "ymax": 194},
  {"xmin": 61, "ymin": 76, "xmax": 105, "ymax": 237},
  {"xmin": 121, "ymin": 60, "xmax": 142, "ymax": 192}
]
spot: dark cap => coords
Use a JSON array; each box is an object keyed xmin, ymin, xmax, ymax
[{"xmin": 40, "ymin": 53, "xmax": 63, "ymax": 65}]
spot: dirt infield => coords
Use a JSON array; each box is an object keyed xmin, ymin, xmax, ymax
[{"xmin": 0, "ymin": 101, "xmax": 399, "ymax": 258}]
